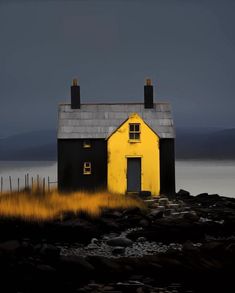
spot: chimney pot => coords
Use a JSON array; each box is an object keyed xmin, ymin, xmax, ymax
[
  {"xmin": 146, "ymin": 78, "xmax": 152, "ymax": 86},
  {"xmin": 71, "ymin": 78, "xmax": 80, "ymax": 109},
  {"xmin": 72, "ymin": 78, "xmax": 78, "ymax": 86}
]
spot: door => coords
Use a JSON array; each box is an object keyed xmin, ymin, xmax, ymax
[{"xmin": 127, "ymin": 158, "xmax": 141, "ymax": 192}]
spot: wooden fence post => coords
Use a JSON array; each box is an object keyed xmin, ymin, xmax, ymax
[
  {"xmin": 9, "ymin": 176, "xmax": 12, "ymax": 193},
  {"xmin": 48, "ymin": 176, "xmax": 50, "ymax": 192},
  {"xmin": 37, "ymin": 175, "xmax": 39, "ymax": 190},
  {"xmin": 27, "ymin": 174, "xmax": 29, "ymax": 189},
  {"xmin": 43, "ymin": 177, "xmax": 45, "ymax": 194},
  {"xmin": 18, "ymin": 178, "xmax": 20, "ymax": 193}
]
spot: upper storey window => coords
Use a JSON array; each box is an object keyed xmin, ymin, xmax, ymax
[{"xmin": 129, "ymin": 123, "xmax": 140, "ymax": 140}]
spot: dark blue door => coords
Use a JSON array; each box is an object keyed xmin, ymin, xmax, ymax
[{"xmin": 127, "ymin": 158, "xmax": 141, "ymax": 192}]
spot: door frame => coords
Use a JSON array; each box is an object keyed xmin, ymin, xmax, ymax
[{"xmin": 126, "ymin": 155, "xmax": 142, "ymax": 194}]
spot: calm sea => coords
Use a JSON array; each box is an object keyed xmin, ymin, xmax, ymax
[{"xmin": 0, "ymin": 160, "xmax": 234, "ymax": 198}]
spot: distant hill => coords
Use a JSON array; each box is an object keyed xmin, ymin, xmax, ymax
[
  {"xmin": 176, "ymin": 127, "xmax": 235, "ymax": 159},
  {"xmin": 0, "ymin": 130, "xmax": 57, "ymax": 161},
  {"xmin": 0, "ymin": 128, "xmax": 235, "ymax": 160}
]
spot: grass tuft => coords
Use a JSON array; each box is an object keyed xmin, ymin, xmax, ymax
[{"xmin": 0, "ymin": 189, "xmax": 145, "ymax": 222}]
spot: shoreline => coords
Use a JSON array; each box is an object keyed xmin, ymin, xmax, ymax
[{"xmin": 0, "ymin": 191, "xmax": 234, "ymax": 292}]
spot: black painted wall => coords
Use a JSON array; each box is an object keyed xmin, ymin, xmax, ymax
[
  {"xmin": 160, "ymin": 139, "xmax": 175, "ymax": 196},
  {"xmin": 58, "ymin": 139, "xmax": 107, "ymax": 192}
]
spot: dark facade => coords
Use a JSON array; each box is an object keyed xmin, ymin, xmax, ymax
[
  {"xmin": 58, "ymin": 136, "xmax": 175, "ymax": 196},
  {"xmin": 58, "ymin": 139, "xmax": 107, "ymax": 192},
  {"xmin": 159, "ymin": 138, "xmax": 175, "ymax": 195}
]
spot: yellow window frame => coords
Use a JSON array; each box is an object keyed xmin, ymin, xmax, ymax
[
  {"xmin": 83, "ymin": 162, "xmax": 92, "ymax": 175},
  {"xmin": 129, "ymin": 123, "xmax": 141, "ymax": 141},
  {"xmin": 83, "ymin": 140, "xmax": 91, "ymax": 149}
]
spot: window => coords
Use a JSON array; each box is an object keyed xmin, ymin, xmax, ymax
[
  {"xmin": 83, "ymin": 140, "xmax": 91, "ymax": 148},
  {"xmin": 83, "ymin": 162, "xmax": 92, "ymax": 175},
  {"xmin": 129, "ymin": 123, "xmax": 140, "ymax": 140}
]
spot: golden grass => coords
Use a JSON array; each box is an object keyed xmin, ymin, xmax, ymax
[{"xmin": 0, "ymin": 189, "xmax": 145, "ymax": 222}]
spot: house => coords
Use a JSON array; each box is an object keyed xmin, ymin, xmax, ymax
[{"xmin": 57, "ymin": 79, "xmax": 175, "ymax": 196}]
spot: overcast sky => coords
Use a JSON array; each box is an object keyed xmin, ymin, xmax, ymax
[{"xmin": 0, "ymin": 0, "xmax": 235, "ymax": 135}]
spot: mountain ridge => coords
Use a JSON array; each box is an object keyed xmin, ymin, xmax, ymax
[{"xmin": 0, "ymin": 128, "xmax": 235, "ymax": 160}]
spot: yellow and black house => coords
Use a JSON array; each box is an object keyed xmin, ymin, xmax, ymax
[{"xmin": 57, "ymin": 79, "xmax": 175, "ymax": 196}]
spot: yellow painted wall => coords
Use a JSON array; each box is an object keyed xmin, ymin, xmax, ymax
[{"xmin": 107, "ymin": 113, "xmax": 160, "ymax": 196}]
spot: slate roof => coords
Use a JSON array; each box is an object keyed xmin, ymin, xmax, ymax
[{"xmin": 57, "ymin": 103, "xmax": 175, "ymax": 139}]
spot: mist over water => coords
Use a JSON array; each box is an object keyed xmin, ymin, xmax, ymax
[
  {"xmin": 176, "ymin": 160, "xmax": 235, "ymax": 198},
  {"xmin": 0, "ymin": 160, "xmax": 234, "ymax": 198}
]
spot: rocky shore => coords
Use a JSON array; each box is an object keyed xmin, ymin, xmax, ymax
[{"xmin": 0, "ymin": 190, "xmax": 235, "ymax": 293}]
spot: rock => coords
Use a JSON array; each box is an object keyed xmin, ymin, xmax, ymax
[
  {"xmin": 112, "ymin": 246, "xmax": 125, "ymax": 255},
  {"xmin": 136, "ymin": 287, "xmax": 145, "ymax": 293},
  {"xmin": 139, "ymin": 219, "xmax": 150, "ymax": 227},
  {"xmin": 112, "ymin": 211, "xmax": 123, "ymax": 218},
  {"xmin": 200, "ymin": 241, "xmax": 224, "ymax": 255},
  {"xmin": 147, "ymin": 210, "xmax": 164, "ymax": 220},
  {"xmin": 139, "ymin": 191, "xmax": 152, "ymax": 198},
  {"xmin": 182, "ymin": 211, "xmax": 199, "ymax": 222},
  {"xmin": 0, "ymin": 240, "xmax": 20, "ymax": 254},
  {"xmin": 225, "ymin": 242, "xmax": 235, "ymax": 255},
  {"xmin": 171, "ymin": 212, "xmax": 181, "ymax": 217},
  {"xmin": 123, "ymin": 207, "xmax": 142, "ymax": 216},
  {"xmin": 102, "ymin": 285, "xmax": 115, "ymax": 291},
  {"xmin": 91, "ymin": 238, "xmax": 99, "ymax": 244},
  {"xmin": 196, "ymin": 193, "xmax": 209, "ymax": 197},
  {"xmin": 100, "ymin": 218, "xmax": 121, "ymax": 230},
  {"xmin": 177, "ymin": 189, "xmax": 190, "ymax": 197},
  {"xmin": 168, "ymin": 203, "xmax": 179, "ymax": 210},
  {"xmin": 196, "ymin": 193, "xmax": 221, "ymax": 206},
  {"xmin": 144, "ymin": 199, "xmax": 159, "ymax": 209},
  {"xmin": 40, "ymin": 243, "xmax": 60, "ymax": 259},
  {"xmin": 17, "ymin": 241, "xmax": 34, "ymax": 256},
  {"xmin": 182, "ymin": 241, "xmax": 200, "ymax": 253},
  {"xmin": 107, "ymin": 237, "xmax": 133, "ymax": 247},
  {"xmin": 137, "ymin": 237, "xmax": 146, "ymax": 243},
  {"xmin": 36, "ymin": 264, "xmax": 56, "ymax": 274},
  {"xmin": 157, "ymin": 205, "xmax": 166, "ymax": 212},
  {"xmin": 164, "ymin": 209, "xmax": 172, "ymax": 216},
  {"xmin": 60, "ymin": 255, "xmax": 95, "ymax": 273},
  {"xmin": 151, "ymin": 203, "xmax": 159, "ymax": 208},
  {"xmin": 87, "ymin": 256, "xmax": 123, "ymax": 274},
  {"xmin": 159, "ymin": 198, "xmax": 169, "ymax": 205}
]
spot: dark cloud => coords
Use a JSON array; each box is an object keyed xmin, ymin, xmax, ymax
[{"xmin": 0, "ymin": 0, "xmax": 235, "ymax": 135}]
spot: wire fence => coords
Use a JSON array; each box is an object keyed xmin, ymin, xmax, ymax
[{"xmin": 0, "ymin": 174, "xmax": 57, "ymax": 194}]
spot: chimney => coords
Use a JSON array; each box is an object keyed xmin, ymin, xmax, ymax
[
  {"xmin": 71, "ymin": 78, "xmax": 80, "ymax": 109},
  {"xmin": 144, "ymin": 78, "xmax": 154, "ymax": 109}
]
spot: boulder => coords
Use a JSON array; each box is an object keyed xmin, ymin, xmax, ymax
[
  {"xmin": 177, "ymin": 189, "xmax": 191, "ymax": 197},
  {"xmin": 87, "ymin": 256, "xmax": 123, "ymax": 274},
  {"xmin": 36, "ymin": 264, "xmax": 56, "ymax": 274},
  {"xmin": 106, "ymin": 237, "xmax": 133, "ymax": 247},
  {"xmin": 59, "ymin": 255, "xmax": 95, "ymax": 273},
  {"xmin": 159, "ymin": 198, "xmax": 169, "ymax": 205},
  {"xmin": 123, "ymin": 207, "xmax": 142, "ymax": 216},
  {"xmin": 182, "ymin": 211, "xmax": 199, "ymax": 222},
  {"xmin": 40, "ymin": 243, "xmax": 60, "ymax": 259},
  {"xmin": 112, "ymin": 246, "xmax": 125, "ymax": 255},
  {"xmin": 147, "ymin": 210, "xmax": 164, "ymax": 220},
  {"xmin": 139, "ymin": 219, "xmax": 150, "ymax": 227},
  {"xmin": 225, "ymin": 242, "xmax": 235, "ymax": 255},
  {"xmin": 139, "ymin": 191, "xmax": 152, "ymax": 198},
  {"xmin": 182, "ymin": 241, "xmax": 200, "ymax": 253},
  {"xmin": 0, "ymin": 240, "xmax": 21, "ymax": 254}
]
